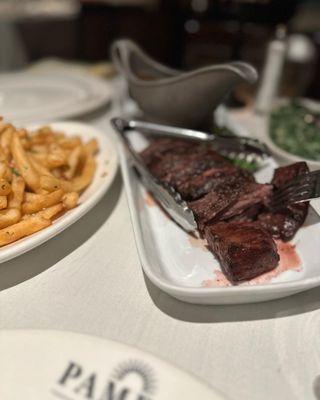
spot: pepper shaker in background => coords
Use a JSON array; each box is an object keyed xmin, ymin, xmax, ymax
[{"xmin": 255, "ymin": 25, "xmax": 288, "ymax": 115}]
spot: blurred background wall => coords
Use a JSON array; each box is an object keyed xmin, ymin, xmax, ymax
[{"xmin": 1, "ymin": 0, "xmax": 319, "ymax": 99}]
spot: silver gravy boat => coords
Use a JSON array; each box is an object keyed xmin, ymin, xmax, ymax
[{"xmin": 111, "ymin": 39, "xmax": 258, "ymax": 128}]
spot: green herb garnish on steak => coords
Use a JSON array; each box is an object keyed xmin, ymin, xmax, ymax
[
  {"xmin": 213, "ymin": 125, "xmax": 259, "ymax": 171},
  {"xmin": 229, "ymin": 157, "xmax": 258, "ymax": 172}
]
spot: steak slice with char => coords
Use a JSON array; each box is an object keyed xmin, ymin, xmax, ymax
[
  {"xmin": 177, "ymin": 166, "xmax": 254, "ymax": 201},
  {"xmin": 221, "ymin": 182, "xmax": 273, "ymax": 220},
  {"xmin": 149, "ymin": 146, "xmax": 230, "ymax": 188},
  {"xmin": 140, "ymin": 138, "xmax": 195, "ymax": 167},
  {"xmin": 189, "ymin": 180, "xmax": 272, "ymax": 229},
  {"xmin": 258, "ymin": 162, "xmax": 309, "ymax": 241},
  {"xmin": 258, "ymin": 212, "xmax": 303, "ymax": 241},
  {"xmin": 204, "ymin": 222, "xmax": 279, "ymax": 283},
  {"xmin": 272, "ymin": 162, "xmax": 309, "ymax": 188},
  {"xmin": 224, "ymin": 204, "xmax": 262, "ymax": 223},
  {"xmin": 188, "ymin": 183, "xmax": 240, "ymax": 231}
]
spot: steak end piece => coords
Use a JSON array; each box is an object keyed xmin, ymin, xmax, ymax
[
  {"xmin": 150, "ymin": 146, "xmax": 230, "ymax": 186},
  {"xmin": 272, "ymin": 162, "xmax": 309, "ymax": 189},
  {"xmin": 204, "ymin": 222, "xmax": 279, "ymax": 283},
  {"xmin": 258, "ymin": 162, "xmax": 309, "ymax": 241}
]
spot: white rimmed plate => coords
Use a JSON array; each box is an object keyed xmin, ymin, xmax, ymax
[
  {"xmin": 0, "ymin": 329, "xmax": 226, "ymax": 400},
  {"xmin": 0, "ymin": 71, "xmax": 112, "ymax": 123},
  {"xmin": 0, "ymin": 121, "xmax": 118, "ymax": 264},
  {"xmin": 117, "ymin": 118, "xmax": 320, "ymax": 305}
]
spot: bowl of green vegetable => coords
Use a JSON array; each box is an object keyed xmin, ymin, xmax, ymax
[{"xmin": 264, "ymin": 98, "xmax": 320, "ymax": 170}]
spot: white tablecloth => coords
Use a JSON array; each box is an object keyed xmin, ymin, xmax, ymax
[{"xmin": 0, "ymin": 91, "xmax": 319, "ymax": 400}]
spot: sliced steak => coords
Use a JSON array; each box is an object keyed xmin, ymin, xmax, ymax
[
  {"xmin": 177, "ymin": 166, "xmax": 254, "ymax": 201},
  {"xmin": 258, "ymin": 162, "xmax": 309, "ymax": 241},
  {"xmin": 258, "ymin": 212, "xmax": 302, "ymax": 241},
  {"xmin": 272, "ymin": 162, "xmax": 309, "ymax": 188},
  {"xmin": 149, "ymin": 147, "xmax": 230, "ymax": 188},
  {"xmin": 139, "ymin": 140, "xmax": 308, "ymax": 283},
  {"xmin": 189, "ymin": 180, "xmax": 272, "ymax": 229},
  {"xmin": 225, "ymin": 204, "xmax": 262, "ymax": 223},
  {"xmin": 140, "ymin": 138, "xmax": 195, "ymax": 167},
  {"xmin": 204, "ymin": 222, "xmax": 279, "ymax": 283},
  {"xmin": 221, "ymin": 183, "xmax": 273, "ymax": 220},
  {"xmin": 148, "ymin": 152, "xmax": 195, "ymax": 180},
  {"xmin": 188, "ymin": 183, "xmax": 240, "ymax": 230}
]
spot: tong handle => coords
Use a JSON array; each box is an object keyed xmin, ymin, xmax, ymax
[
  {"xmin": 111, "ymin": 118, "xmax": 152, "ymax": 179},
  {"xmin": 112, "ymin": 117, "xmax": 213, "ymax": 141},
  {"xmin": 112, "ymin": 117, "xmax": 270, "ymax": 158},
  {"xmin": 111, "ymin": 117, "xmax": 197, "ymax": 232}
]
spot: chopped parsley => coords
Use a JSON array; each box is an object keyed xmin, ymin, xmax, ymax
[{"xmin": 11, "ymin": 167, "xmax": 20, "ymax": 176}]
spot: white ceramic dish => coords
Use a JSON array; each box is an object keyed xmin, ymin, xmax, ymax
[
  {"xmin": 0, "ymin": 71, "xmax": 112, "ymax": 123},
  {"xmin": 0, "ymin": 329, "xmax": 226, "ymax": 400},
  {"xmin": 0, "ymin": 121, "xmax": 118, "ymax": 264},
  {"xmin": 260, "ymin": 98, "xmax": 320, "ymax": 171},
  {"xmin": 117, "ymin": 120, "xmax": 320, "ymax": 305}
]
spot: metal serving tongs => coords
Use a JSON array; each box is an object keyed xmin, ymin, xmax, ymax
[
  {"xmin": 112, "ymin": 117, "xmax": 271, "ymax": 166},
  {"xmin": 111, "ymin": 117, "xmax": 198, "ymax": 232}
]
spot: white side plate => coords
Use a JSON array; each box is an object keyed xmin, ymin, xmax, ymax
[
  {"xmin": 117, "ymin": 121, "xmax": 320, "ymax": 305},
  {"xmin": 0, "ymin": 329, "xmax": 226, "ymax": 400},
  {"xmin": 0, "ymin": 121, "xmax": 118, "ymax": 263},
  {"xmin": 0, "ymin": 71, "xmax": 113, "ymax": 122}
]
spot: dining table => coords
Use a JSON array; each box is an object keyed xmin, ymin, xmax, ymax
[{"xmin": 0, "ymin": 70, "xmax": 319, "ymax": 400}]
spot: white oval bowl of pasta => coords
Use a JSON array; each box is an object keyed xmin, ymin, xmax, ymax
[{"xmin": 0, "ymin": 120, "xmax": 118, "ymax": 263}]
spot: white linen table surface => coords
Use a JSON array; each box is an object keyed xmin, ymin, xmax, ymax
[{"xmin": 0, "ymin": 82, "xmax": 320, "ymax": 400}]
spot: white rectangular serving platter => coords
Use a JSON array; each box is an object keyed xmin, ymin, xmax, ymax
[{"xmin": 117, "ymin": 114, "xmax": 320, "ymax": 305}]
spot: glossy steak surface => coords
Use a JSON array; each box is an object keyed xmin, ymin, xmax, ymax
[
  {"xmin": 204, "ymin": 222, "xmax": 279, "ymax": 282},
  {"xmin": 258, "ymin": 162, "xmax": 309, "ymax": 241}
]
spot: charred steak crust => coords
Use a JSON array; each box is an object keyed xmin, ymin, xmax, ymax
[
  {"xmin": 148, "ymin": 147, "xmax": 230, "ymax": 187},
  {"xmin": 188, "ymin": 185, "xmax": 239, "ymax": 231},
  {"xmin": 258, "ymin": 162, "xmax": 309, "ymax": 241},
  {"xmin": 220, "ymin": 182, "xmax": 273, "ymax": 220},
  {"xmin": 204, "ymin": 222, "xmax": 279, "ymax": 283},
  {"xmin": 188, "ymin": 181, "xmax": 273, "ymax": 228},
  {"xmin": 140, "ymin": 138, "xmax": 195, "ymax": 167},
  {"xmin": 177, "ymin": 166, "xmax": 254, "ymax": 201},
  {"xmin": 272, "ymin": 162, "xmax": 309, "ymax": 188}
]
